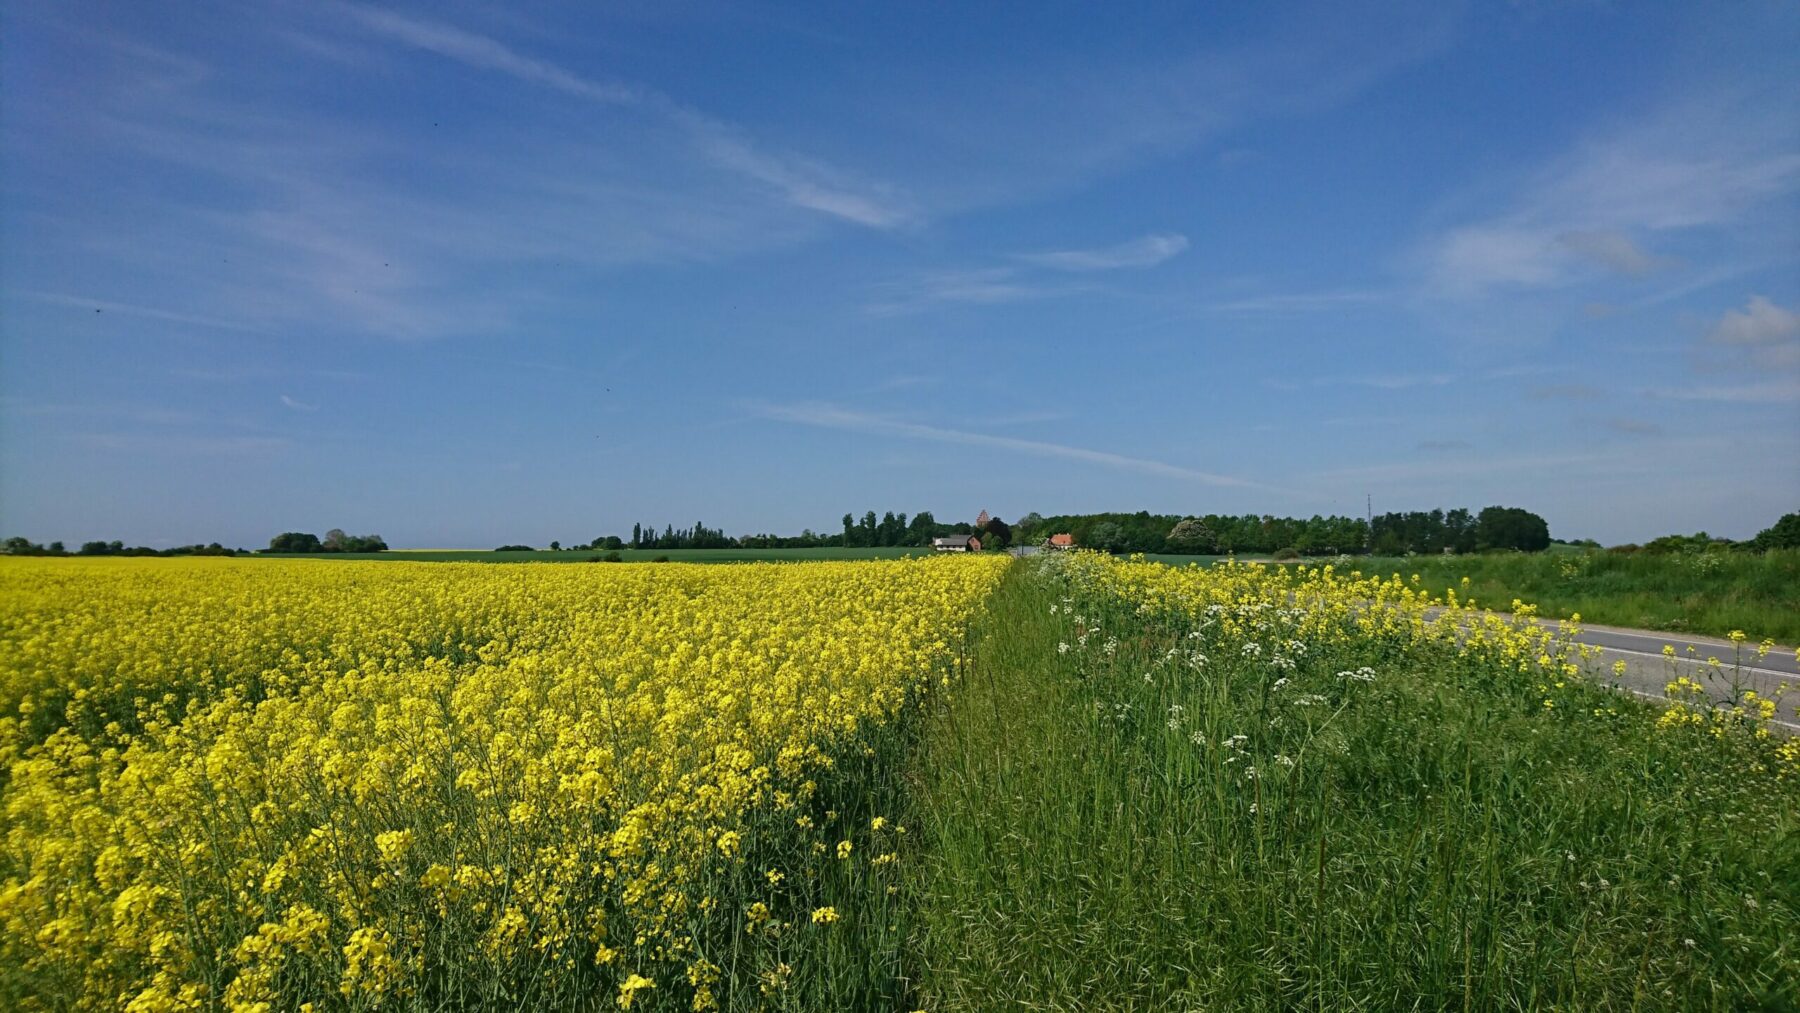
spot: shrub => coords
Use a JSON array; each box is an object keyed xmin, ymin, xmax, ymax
[
  {"xmin": 265, "ymin": 532, "xmax": 322, "ymax": 553},
  {"xmin": 1748, "ymin": 511, "xmax": 1800, "ymax": 551}
]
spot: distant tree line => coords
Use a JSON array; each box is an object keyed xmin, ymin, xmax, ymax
[
  {"xmin": 627, "ymin": 521, "xmax": 734, "ymax": 550},
  {"xmin": 735, "ymin": 529, "xmax": 839, "ymax": 549},
  {"xmin": 570, "ymin": 506, "xmax": 1800, "ymax": 557},
  {"xmin": 264, "ymin": 529, "xmax": 389, "ymax": 553},
  {"xmin": 570, "ymin": 510, "xmax": 1004, "ymax": 552},
  {"xmin": 13, "ymin": 509, "xmax": 1793, "ymax": 562},
  {"xmin": 1012, "ymin": 506, "xmax": 1552, "ymax": 556},
  {"xmin": 1615, "ymin": 511, "xmax": 1800, "ymax": 554},
  {"xmin": 839, "ymin": 510, "xmax": 965, "ymax": 547},
  {"xmin": 1, "ymin": 537, "xmax": 244, "ymax": 556}
]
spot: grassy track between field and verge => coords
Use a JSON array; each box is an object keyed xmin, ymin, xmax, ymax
[{"xmin": 906, "ymin": 554, "xmax": 1799, "ymax": 1012}]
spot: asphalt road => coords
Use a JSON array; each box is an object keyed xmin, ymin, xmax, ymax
[
  {"xmin": 1403, "ymin": 606, "xmax": 1798, "ymax": 731},
  {"xmin": 1546, "ymin": 619, "xmax": 1800, "ymax": 731}
]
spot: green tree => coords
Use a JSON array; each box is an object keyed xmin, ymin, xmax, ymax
[
  {"xmin": 1474, "ymin": 506, "xmax": 1551, "ymax": 552},
  {"xmin": 908, "ymin": 511, "xmax": 938, "ymax": 545},
  {"xmin": 1088, "ymin": 521, "xmax": 1128, "ymax": 553},
  {"xmin": 981, "ymin": 516, "xmax": 1012, "ymax": 549},
  {"xmin": 1166, "ymin": 517, "xmax": 1218, "ymax": 554},
  {"xmin": 265, "ymin": 532, "xmax": 322, "ymax": 553},
  {"xmin": 1747, "ymin": 511, "xmax": 1800, "ymax": 551},
  {"xmin": 1016, "ymin": 512, "xmax": 1045, "ymax": 540}
]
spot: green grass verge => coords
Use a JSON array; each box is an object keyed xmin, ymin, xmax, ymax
[
  {"xmin": 905, "ymin": 560, "xmax": 1799, "ymax": 1011},
  {"xmin": 1353, "ymin": 549, "xmax": 1800, "ymax": 643},
  {"xmin": 1122, "ymin": 549, "xmax": 1799, "ymax": 643}
]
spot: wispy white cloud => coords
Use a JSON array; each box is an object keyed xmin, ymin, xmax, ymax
[
  {"xmin": 1642, "ymin": 378, "xmax": 1800, "ymax": 403},
  {"xmin": 868, "ymin": 374, "xmax": 939, "ymax": 392},
  {"xmin": 73, "ymin": 432, "xmax": 293, "ymax": 455},
  {"xmin": 15, "ymin": 290, "xmax": 260, "ymax": 331},
  {"xmin": 45, "ymin": 40, "xmax": 839, "ymax": 338},
  {"xmin": 1419, "ymin": 96, "xmax": 1800, "ymax": 297},
  {"xmin": 1, "ymin": 398, "xmax": 201, "ymax": 426},
  {"xmin": 279, "ymin": 394, "xmax": 317, "ymax": 411},
  {"xmin": 1705, "ymin": 295, "xmax": 1800, "ymax": 370},
  {"xmin": 875, "ymin": 4, "xmax": 1458, "ymax": 216},
  {"xmin": 1598, "ymin": 417, "xmax": 1663, "ymax": 436},
  {"xmin": 1200, "ymin": 288, "xmax": 1389, "ymax": 314},
  {"xmin": 1624, "ymin": 264, "xmax": 1750, "ymax": 310},
  {"xmin": 342, "ymin": 5, "xmax": 910, "ymax": 228},
  {"xmin": 340, "ymin": 7, "xmax": 643, "ymax": 105},
  {"xmin": 1270, "ymin": 373, "xmax": 1454, "ymax": 391},
  {"xmin": 170, "ymin": 365, "xmax": 367, "ymax": 383},
  {"xmin": 754, "ymin": 402, "xmax": 1267, "ymax": 489},
  {"xmin": 873, "ymin": 232, "xmax": 1186, "ymax": 312},
  {"xmin": 1528, "ymin": 383, "xmax": 1604, "ymax": 401},
  {"xmin": 970, "ymin": 410, "xmax": 1070, "ymax": 427},
  {"xmin": 1017, "ymin": 233, "xmax": 1188, "ymax": 271},
  {"xmin": 864, "ymin": 267, "xmax": 1071, "ymax": 314},
  {"xmin": 1556, "ymin": 229, "xmax": 1666, "ymax": 276},
  {"xmin": 1317, "ymin": 450, "xmax": 1616, "ymax": 484},
  {"xmin": 892, "ymin": 268, "xmax": 1041, "ymax": 306}
]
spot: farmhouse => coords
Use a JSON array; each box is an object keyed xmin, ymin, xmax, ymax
[
  {"xmin": 933, "ymin": 534, "xmax": 982, "ymax": 553},
  {"xmin": 1048, "ymin": 533, "xmax": 1075, "ymax": 549}
]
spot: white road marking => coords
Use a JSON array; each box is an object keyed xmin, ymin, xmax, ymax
[
  {"xmin": 1613, "ymin": 687, "xmax": 1800, "ymax": 733},
  {"xmin": 1578, "ymin": 644, "xmax": 1799, "ymax": 682}
]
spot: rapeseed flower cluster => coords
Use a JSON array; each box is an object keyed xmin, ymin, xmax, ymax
[
  {"xmin": 0, "ymin": 555, "xmax": 1006, "ymax": 1010},
  {"xmin": 1055, "ymin": 550, "xmax": 1577, "ymax": 677},
  {"xmin": 1043, "ymin": 551, "xmax": 1796, "ymax": 776}
]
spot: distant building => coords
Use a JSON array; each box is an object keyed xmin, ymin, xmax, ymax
[
  {"xmin": 976, "ymin": 509, "xmax": 991, "ymax": 528},
  {"xmin": 1048, "ymin": 533, "xmax": 1075, "ymax": 549},
  {"xmin": 933, "ymin": 534, "xmax": 982, "ymax": 553}
]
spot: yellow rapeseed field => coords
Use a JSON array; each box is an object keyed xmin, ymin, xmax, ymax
[{"xmin": 0, "ymin": 556, "xmax": 1007, "ymax": 1011}]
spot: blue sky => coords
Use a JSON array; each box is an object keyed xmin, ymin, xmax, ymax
[{"xmin": 3, "ymin": 1, "xmax": 1796, "ymax": 548}]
